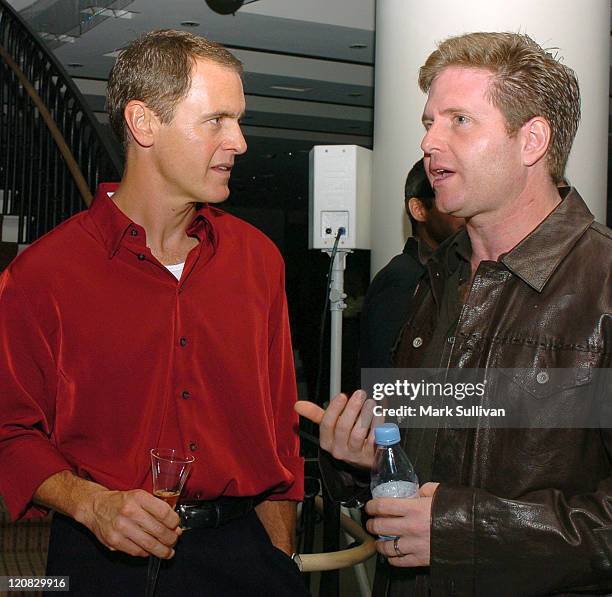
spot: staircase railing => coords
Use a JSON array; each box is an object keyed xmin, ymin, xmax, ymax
[{"xmin": 0, "ymin": 0, "xmax": 122, "ymax": 244}]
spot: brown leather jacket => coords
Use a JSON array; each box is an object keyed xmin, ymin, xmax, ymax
[{"xmin": 321, "ymin": 189, "xmax": 612, "ymax": 596}]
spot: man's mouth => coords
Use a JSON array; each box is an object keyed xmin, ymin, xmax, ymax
[
  {"xmin": 211, "ymin": 163, "xmax": 233, "ymax": 173},
  {"xmin": 430, "ymin": 167, "xmax": 455, "ymax": 184}
]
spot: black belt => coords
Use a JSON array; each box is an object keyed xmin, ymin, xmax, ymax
[{"xmin": 177, "ymin": 497, "xmax": 254, "ymax": 530}]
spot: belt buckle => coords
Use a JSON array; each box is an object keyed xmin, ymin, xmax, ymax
[
  {"xmin": 177, "ymin": 502, "xmax": 221, "ymax": 530},
  {"xmin": 177, "ymin": 503, "xmax": 197, "ymax": 531}
]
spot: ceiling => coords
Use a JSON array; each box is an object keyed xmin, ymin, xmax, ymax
[
  {"xmin": 6, "ymin": 0, "xmax": 612, "ymax": 217},
  {"xmin": 7, "ymin": 0, "xmax": 377, "ymax": 213}
]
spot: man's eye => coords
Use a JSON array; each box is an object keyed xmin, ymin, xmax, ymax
[
  {"xmin": 208, "ymin": 117, "xmax": 221, "ymax": 125},
  {"xmin": 455, "ymin": 115, "xmax": 469, "ymax": 125}
]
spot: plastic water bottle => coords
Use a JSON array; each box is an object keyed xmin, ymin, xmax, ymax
[{"xmin": 370, "ymin": 423, "xmax": 419, "ymax": 540}]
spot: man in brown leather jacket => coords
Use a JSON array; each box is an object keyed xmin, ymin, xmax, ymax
[{"xmin": 296, "ymin": 31, "xmax": 612, "ymax": 596}]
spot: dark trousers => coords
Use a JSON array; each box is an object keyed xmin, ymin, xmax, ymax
[{"xmin": 44, "ymin": 511, "xmax": 310, "ymax": 597}]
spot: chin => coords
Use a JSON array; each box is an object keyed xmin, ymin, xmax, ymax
[{"xmin": 202, "ymin": 188, "xmax": 230, "ymax": 204}]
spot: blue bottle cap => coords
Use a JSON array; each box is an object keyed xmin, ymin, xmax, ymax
[{"xmin": 374, "ymin": 423, "xmax": 401, "ymax": 446}]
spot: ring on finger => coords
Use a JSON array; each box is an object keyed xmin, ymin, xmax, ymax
[{"xmin": 393, "ymin": 536, "xmax": 406, "ymax": 558}]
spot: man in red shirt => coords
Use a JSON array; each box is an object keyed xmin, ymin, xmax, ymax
[{"xmin": 0, "ymin": 30, "xmax": 307, "ymax": 596}]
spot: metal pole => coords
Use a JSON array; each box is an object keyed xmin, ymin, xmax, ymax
[
  {"xmin": 328, "ymin": 250, "xmax": 348, "ymax": 398},
  {"xmin": 323, "ymin": 248, "xmax": 372, "ymax": 597}
]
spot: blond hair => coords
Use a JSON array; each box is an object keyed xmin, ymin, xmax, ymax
[
  {"xmin": 106, "ymin": 29, "xmax": 242, "ymax": 146},
  {"xmin": 419, "ymin": 32, "xmax": 580, "ymax": 183}
]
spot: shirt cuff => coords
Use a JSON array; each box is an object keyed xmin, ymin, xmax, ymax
[
  {"xmin": 0, "ymin": 436, "xmax": 73, "ymax": 520},
  {"xmin": 265, "ymin": 455, "xmax": 304, "ymax": 501},
  {"xmin": 430, "ymin": 484, "xmax": 476, "ymax": 596}
]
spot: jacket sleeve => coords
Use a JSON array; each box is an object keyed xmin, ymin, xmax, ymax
[
  {"xmin": 0, "ymin": 270, "xmax": 72, "ymax": 520},
  {"xmin": 265, "ymin": 262, "xmax": 304, "ymax": 501},
  {"xmin": 319, "ymin": 450, "xmax": 371, "ymax": 507},
  {"xmin": 430, "ymin": 469, "xmax": 612, "ymax": 596}
]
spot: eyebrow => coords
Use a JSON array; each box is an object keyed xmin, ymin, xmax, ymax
[
  {"xmin": 203, "ymin": 110, "xmax": 246, "ymax": 120},
  {"xmin": 421, "ymin": 107, "xmax": 473, "ymax": 124}
]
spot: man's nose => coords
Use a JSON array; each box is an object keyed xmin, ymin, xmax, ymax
[
  {"xmin": 226, "ymin": 122, "xmax": 247, "ymax": 155},
  {"xmin": 421, "ymin": 122, "xmax": 443, "ymax": 155},
  {"xmin": 234, "ymin": 126, "xmax": 247, "ymax": 155}
]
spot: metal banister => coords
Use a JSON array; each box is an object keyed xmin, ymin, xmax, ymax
[{"xmin": 0, "ymin": 0, "xmax": 122, "ymax": 243}]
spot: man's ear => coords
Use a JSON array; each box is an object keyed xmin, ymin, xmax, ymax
[
  {"xmin": 123, "ymin": 100, "xmax": 157, "ymax": 148},
  {"xmin": 521, "ymin": 116, "xmax": 551, "ymax": 168},
  {"xmin": 407, "ymin": 197, "xmax": 428, "ymax": 223}
]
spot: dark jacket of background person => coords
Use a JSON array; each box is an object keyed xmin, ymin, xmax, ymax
[
  {"xmin": 359, "ymin": 238, "xmax": 428, "ymax": 369},
  {"xmin": 322, "ymin": 189, "xmax": 612, "ymax": 596}
]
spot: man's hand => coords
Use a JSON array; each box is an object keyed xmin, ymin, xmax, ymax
[
  {"xmin": 294, "ymin": 390, "xmax": 379, "ymax": 469},
  {"xmin": 80, "ymin": 489, "xmax": 182, "ymax": 558},
  {"xmin": 365, "ymin": 482, "xmax": 439, "ymax": 567},
  {"xmin": 34, "ymin": 471, "xmax": 181, "ymax": 559}
]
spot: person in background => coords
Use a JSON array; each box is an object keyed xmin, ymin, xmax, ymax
[{"xmin": 360, "ymin": 158, "xmax": 463, "ymax": 368}]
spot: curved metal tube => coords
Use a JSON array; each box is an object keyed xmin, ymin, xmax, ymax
[{"xmin": 296, "ymin": 496, "xmax": 376, "ymax": 573}]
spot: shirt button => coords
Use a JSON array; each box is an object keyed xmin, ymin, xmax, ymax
[
  {"xmin": 179, "ymin": 337, "xmax": 188, "ymax": 347},
  {"xmin": 189, "ymin": 442, "xmax": 198, "ymax": 452},
  {"xmin": 181, "ymin": 390, "xmax": 191, "ymax": 400},
  {"xmin": 413, "ymin": 337, "xmax": 423, "ymax": 348},
  {"xmin": 536, "ymin": 371, "xmax": 549, "ymax": 384},
  {"xmin": 137, "ymin": 253, "xmax": 145, "ymax": 261},
  {"xmin": 130, "ymin": 229, "xmax": 138, "ymax": 237}
]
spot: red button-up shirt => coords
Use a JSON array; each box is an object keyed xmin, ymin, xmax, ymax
[{"xmin": 0, "ymin": 183, "xmax": 303, "ymax": 520}]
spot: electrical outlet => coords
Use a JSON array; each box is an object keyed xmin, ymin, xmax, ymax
[{"xmin": 321, "ymin": 211, "xmax": 349, "ymax": 240}]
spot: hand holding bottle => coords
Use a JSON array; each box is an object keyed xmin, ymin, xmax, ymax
[
  {"xmin": 367, "ymin": 423, "xmax": 439, "ymax": 567},
  {"xmin": 295, "ymin": 390, "xmax": 380, "ymax": 469}
]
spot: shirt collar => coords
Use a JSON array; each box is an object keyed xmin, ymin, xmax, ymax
[
  {"xmin": 89, "ymin": 183, "xmax": 218, "ymax": 258},
  {"xmin": 402, "ymin": 236, "xmax": 436, "ymax": 266},
  {"xmin": 435, "ymin": 188, "xmax": 594, "ymax": 292},
  {"xmin": 500, "ymin": 187, "xmax": 594, "ymax": 292}
]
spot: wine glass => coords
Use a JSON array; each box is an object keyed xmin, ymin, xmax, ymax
[{"xmin": 145, "ymin": 449, "xmax": 195, "ymax": 597}]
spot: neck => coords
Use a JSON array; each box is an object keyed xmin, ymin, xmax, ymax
[
  {"xmin": 414, "ymin": 226, "xmax": 438, "ymax": 251},
  {"xmin": 111, "ymin": 156, "xmax": 199, "ymax": 265},
  {"xmin": 466, "ymin": 179, "xmax": 561, "ymax": 274}
]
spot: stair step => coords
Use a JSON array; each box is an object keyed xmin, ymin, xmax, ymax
[{"xmin": 1, "ymin": 215, "xmax": 19, "ymax": 243}]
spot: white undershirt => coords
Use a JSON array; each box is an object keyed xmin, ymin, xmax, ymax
[{"xmin": 165, "ymin": 262, "xmax": 185, "ymax": 281}]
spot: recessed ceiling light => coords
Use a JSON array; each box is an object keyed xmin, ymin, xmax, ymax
[
  {"xmin": 349, "ymin": 43, "xmax": 367, "ymax": 49},
  {"xmin": 269, "ymin": 85, "xmax": 312, "ymax": 93},
  {"xmin": 39, "ymin": 32, "xmax": 76, "ymax": 43},
  {"xmin": 180, "ymin": 21, "xmax": 200, "ymax": 27},
  {"xmin": 348, "ymin": 92, "xmax": 363, "ymax": 97},
  {"xmin": 80, "ymin": 7, "xmax": 136, "ymax": 19},
  {"xmin": 68, "ymin": 63, "xmax": 84, "ymax": 68}
]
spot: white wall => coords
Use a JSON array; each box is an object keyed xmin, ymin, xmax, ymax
[{"xmin": 371, "ymin": 0, "xmax": 610, "ymax": 275}]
